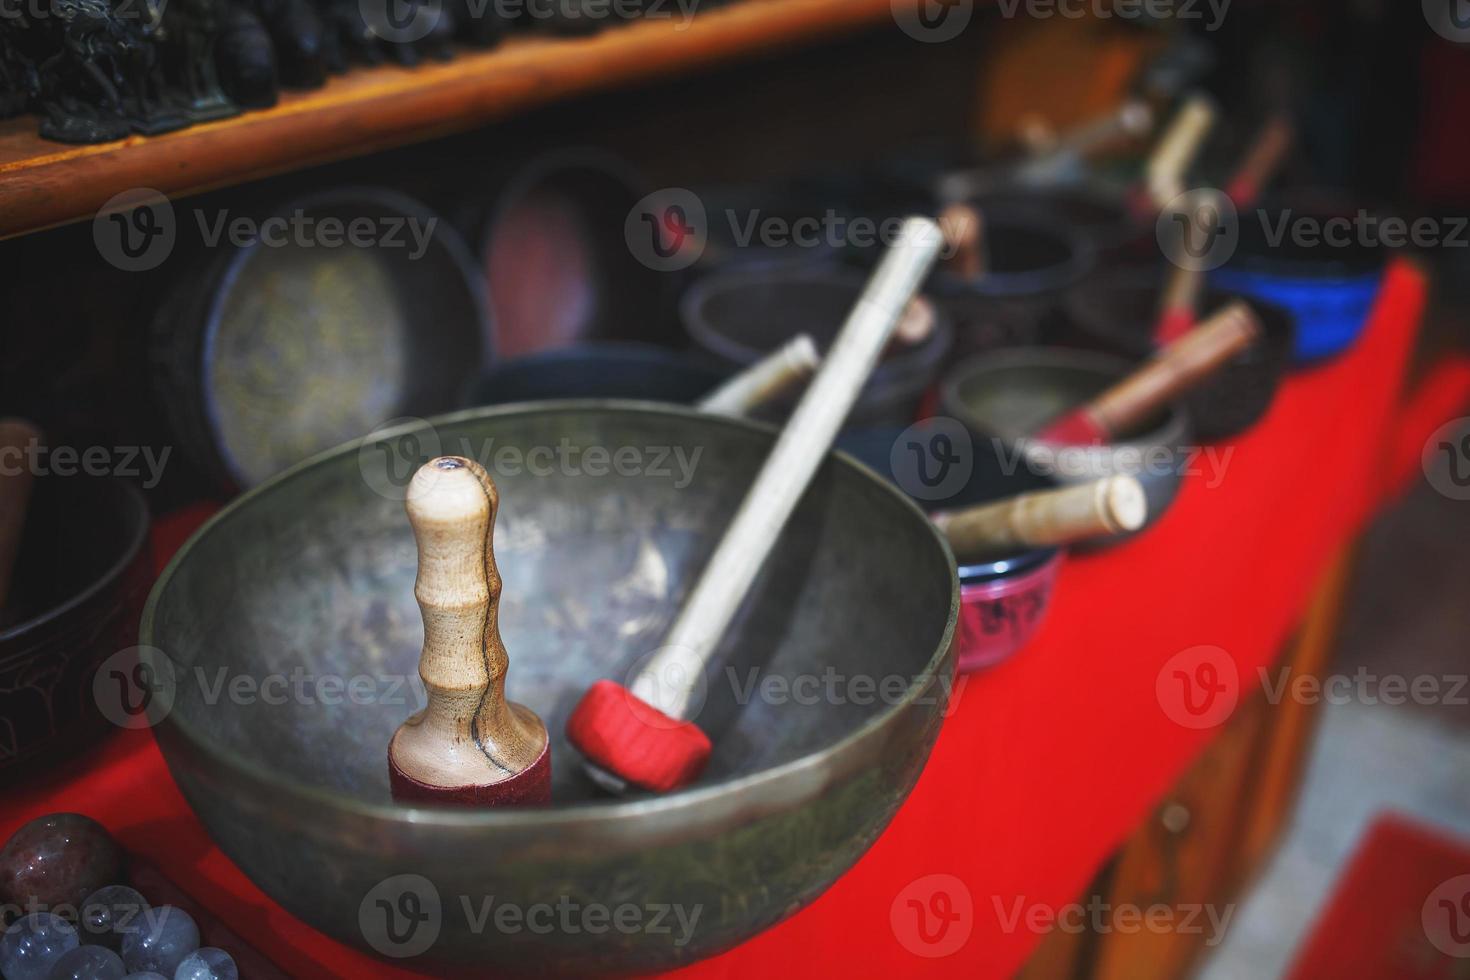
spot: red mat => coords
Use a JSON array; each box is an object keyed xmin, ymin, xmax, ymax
[
  {"xmin": 1287, "ymin": 814, "xmax": 1470, "ymax": 980},
  {"xmin": 1, "ymin": 260, "xmax": 1461, "ymax": 978}
]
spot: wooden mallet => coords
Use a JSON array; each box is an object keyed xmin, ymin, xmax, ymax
[
  {"xmin": 1036, "ymin": 301, "xmax": 1262, "ymax": 446},
  {"xmin": 1152, "ymin": 114, "xmax": 1292, "ymax": 346},
  {"xmin": 931, "ymin": 475, "xmax": 1148, "ymax": 560},
  {"xmin": 388, "ymin": 456, "xmax": 551, "ymax": 806},
  {"xmin": 1140, "ymin": 94, "xmax": 1217, "ymax": 214},
  {"xmin": 697, "ymin": 334, "xmax": 821, "ymax": 418},
  {"xmin": 565, "ymin": 217, "xmax": 946, "ymax": 795}
]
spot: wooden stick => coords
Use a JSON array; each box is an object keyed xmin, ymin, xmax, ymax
[
  {"xmin": 388, "ymin": 456, "xmax": 550, "ymax": 806},
  {"xmin": 939, "ymin": 202, "xmax": 986, "ymax": 281},
  {"xmin": 567, "ymin": 217, "xmax": 944, "ymax": 793},
  {"xmin": 932, "ymin": 476, "xmax": 1148, "ymax": 558},
  {"xmin": 1019, "ymin": 99, "xmax": 1154, "ymax": 171},
  {"xmin": 697, "ymin": 334, "xmax": 821, "ymax": 417},
  {"xmin": 1153, "ymin": 265, "xmax": 1205, "ymax": 345},
  {"xmin": 1225, "ymin": 114, "xmax": 1293, "ymax": 208},
  {"xmin": 0, "ymin": 419, "xmax": 41, "ymax": 610},
  {"xmin": 1038, "ymin": 302, "xmax": 1262, "ymax": 444},
  {"xmin": 642, "ymin": 217, "xmax": 942, "ymax": 714},
  {"xmin": 1146, "ymin": 95, "xmax": 1216, "ymax": 210}
]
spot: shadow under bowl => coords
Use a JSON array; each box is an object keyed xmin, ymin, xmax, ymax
[{"xmin": 143, "ymin": 402, "xmax": 958, "ymax": 976}]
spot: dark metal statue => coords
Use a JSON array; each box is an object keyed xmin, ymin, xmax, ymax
[{"xmin": 158, "ymin": 0, "xmax": 238, "ymax": 121}]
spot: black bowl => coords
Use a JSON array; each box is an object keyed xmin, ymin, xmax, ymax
[
  {"xmin": 681, "ymin": 271, "xmax": 952, "ymax": 428},
  {"xmin": 0, "ymin": 476, "xmax": 151, "ymax": 784},
  {"xmin": 930, "ymin": 204, "xmax": 1095, "ymax": 357},
  {"xmin": 468, "ymin": 343, "xmax": 731, "ymax": 407},
  {"xmin": 1065, "ymin": 266, "xmax": 1295, "ymax": 441}
]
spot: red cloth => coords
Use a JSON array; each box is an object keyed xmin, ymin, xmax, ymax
[
  {"xmin": 1285, "ymin": 815, "xmax": 1470, "ymax": 979},
  {"xmin": 0, "ymin": 261, "xmax": 1449, "ymax": 978}
]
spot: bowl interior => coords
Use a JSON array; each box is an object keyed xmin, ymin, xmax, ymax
[
  {"xmin": 946, "ymin": 350, "xmax": 1171, "ymax": 442},
  {"xmin": 149, "ymin": 405, "xmax": 955, "ymax": 808}
]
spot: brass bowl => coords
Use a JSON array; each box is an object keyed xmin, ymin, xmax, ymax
[{"xmin": 143, "ymin": 402, "xmax": 958, "ymax": 976}]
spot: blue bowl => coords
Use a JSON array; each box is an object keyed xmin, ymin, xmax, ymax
[{"xmin": 1212, "ymin": 195, "xmax": 1387, "ymax": 365}]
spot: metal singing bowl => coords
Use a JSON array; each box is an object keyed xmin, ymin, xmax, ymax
[{"xmin": 143, "ymin": 402, "xmax": 958, "ymax": 975}]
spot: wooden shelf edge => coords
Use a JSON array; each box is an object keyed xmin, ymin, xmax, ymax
[{"xmin": 0, "ymin": 0, "xmax": 895, "ymax": 239}]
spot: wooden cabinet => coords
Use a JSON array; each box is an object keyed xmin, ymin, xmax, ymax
[{"xmin": 1020, "ymin": 547, "xmax": 1356, "ymax": 980}]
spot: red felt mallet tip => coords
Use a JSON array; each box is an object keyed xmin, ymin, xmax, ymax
[{"xmin": 566, "ymin": 680, "xmax": 712, "ymax": 794}]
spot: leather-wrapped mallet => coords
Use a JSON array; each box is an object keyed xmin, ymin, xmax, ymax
[
  {"xmin": 388, "ymin": 456, "xmax": 551, "ymax": 806},
  {"xmin": 1037, "ymin": 301, "xmax": 1262, "ymax": 445},
  {"xmin": 931, "ymin": 475, "xmax": 1148, "ymax": 560},
  {"xmin": 566, "ymin": 217, "xmax": 946, "ymax": 795}
]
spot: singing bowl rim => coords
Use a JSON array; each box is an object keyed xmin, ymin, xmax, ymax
[{"xmin": 142, "ymin": 400, "xmax": 961, "ymax": 830}]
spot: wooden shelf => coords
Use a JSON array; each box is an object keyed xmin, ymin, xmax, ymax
[{"xmin": 0, "ymin": 0, "xmax": 894, "ymax": 239}]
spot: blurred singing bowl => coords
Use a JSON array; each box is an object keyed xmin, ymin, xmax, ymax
[
  {"xmin": 941, "ymin": 348, "xmax": 1193, "ymax": 540},
  {"xmin": 143, "ymin": 403, "xmax": 958, "ymax": 976},
  {"xmin": 1065, "ymin": 266, "xmax": 1295, "ymax": 441}
]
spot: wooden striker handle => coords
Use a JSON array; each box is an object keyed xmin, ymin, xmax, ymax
[
  {"xmin": 389, "ymin": 456, "xmax": 548, "ymax": 794},
  {"xmin": 933, "ymin": 475, "xmax": 1149, "ymax": 557},
  {"xmin": 1083, "ymin": 301, "xmax": 1262, "ymax": 439}
]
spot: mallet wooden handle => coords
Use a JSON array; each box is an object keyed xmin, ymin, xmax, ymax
[
  {"xmin": 388, "ymin": 456, "xmax": 550, "ymax": 805},
  {"xmin": 1039, "ymin": 100, "xmax": 1155, "ymax": 159},
  {"xmin": 939, "ymin": 202, "xmax": 986, "ymax": 281},
  {"xmin": 931, "ymin": 476, "xmax": 1148, "ymax": 558},
  {"xmin": 697, "ymin": 335, "xmax": 821, "ymax": 417},
  {"xmin": 0, "ymin": 419, "xmax": 40, "ymax": 610},
  {"xmin": 1040, "ymin": 302, "xmax": 1261, "ymax": 444},
  {"xmin": 567, "ymin": 219, "xmax": 944, "ymax": 794},
  {"xmin": 1226, "ymin": 114, "xmax": 1293, "ymax": 208},
  {"xmin": 641, "ymin": 217, "xmax": 943, "ymax": 717},
  {"xmin": 1153, "ymin": 264, "xmax": 1205, "ymax": 345},
  {"xmin": 1147, "ymin": 95, "xmax": 1216, "ymax": 209}
]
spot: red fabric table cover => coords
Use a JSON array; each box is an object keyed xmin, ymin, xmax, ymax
[{"xmin": 1, "ymin": 260, "xmax": 1458, "ymax": 978}]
